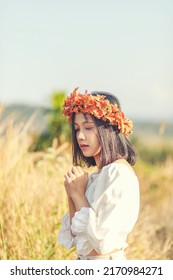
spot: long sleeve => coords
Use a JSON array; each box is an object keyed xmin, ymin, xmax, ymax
[
  {"xmin": 70, "ymin": 163, "xmax": 140, "ymax": 255},
  {"xmin": 58, "ymin": 212, "xmax": 75, "ymax": 249}
]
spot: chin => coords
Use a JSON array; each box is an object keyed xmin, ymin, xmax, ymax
[{"xmin": 82, "ymin": 152, "xmax": 93, "ymax": 157}]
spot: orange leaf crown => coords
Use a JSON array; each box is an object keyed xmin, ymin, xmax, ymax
[{"xmin": 62, "ymin": 87, "xmax": 133, "ymax": 136}]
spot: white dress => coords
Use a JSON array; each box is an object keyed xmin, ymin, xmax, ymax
[{"xmin": 58, "ymin": 162, "xmax": 140, "ymax": 259}]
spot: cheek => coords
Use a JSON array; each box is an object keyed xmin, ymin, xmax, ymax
[
  {"xmin": 96, "ymin": 142, "xmax": 101, "ymax": 151},
  {"xmin": 93, "ymin": 135, "xmax": 101, "ymax": 149}
]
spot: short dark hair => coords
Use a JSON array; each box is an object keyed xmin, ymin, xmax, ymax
[{"xmin": 71, "ymin": 91, "xmax": 136, "ymax": 168}]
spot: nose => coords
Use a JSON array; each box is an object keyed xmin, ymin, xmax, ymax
[{"xmin": 77, "ymin": 129, "xmax": 85, "ymax": 140}]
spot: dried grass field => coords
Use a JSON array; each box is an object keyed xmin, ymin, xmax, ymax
[{"xmin": 0, "ymin": 114, "xmax": 173, "ymax": 260}]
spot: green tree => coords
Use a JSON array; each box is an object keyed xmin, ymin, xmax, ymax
[
  {"xmin": 33, "ymin": 90, "xmax": 71, "ymax": 151},
  {"xmin": 48, "ymin": 90, "xmax": 71, "ymax": 145}
]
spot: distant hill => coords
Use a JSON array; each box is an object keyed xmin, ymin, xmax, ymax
[
  {"xmin": 0, "ymin": 104, "xmax": 51, "ymax": 134},
  {"xmin": 1, "ymin": 104, "xmax": 173, "ymax": 140}
]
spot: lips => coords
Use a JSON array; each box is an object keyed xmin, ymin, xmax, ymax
[{"xmin": 80, "ymin": 144, "xmax": 89, "ymax": 149}]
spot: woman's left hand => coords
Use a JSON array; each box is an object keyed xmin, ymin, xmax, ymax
[{"xmin": 64, "ymin": 166, "xmax": 88, "ymax": 200}]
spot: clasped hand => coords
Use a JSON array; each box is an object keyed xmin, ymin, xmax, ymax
[{"xmin": 64, "ymin": 166, "xmax": 88, "ymax": 200}]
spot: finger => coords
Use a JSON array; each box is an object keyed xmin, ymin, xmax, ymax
[
  {"xmin": 71, "ymin": 166, "xmax": 81, "ymax": 175},
  {"xmin": 73, "ymin": 166, "xmax": 84, "ymax": 175},
  {"xmin": 67, "ymin": 170, "xmax": 76, "ymax": 179},
  {"xmin": 64, "ymin": 174, "xmax": 71, "ymax": 183},
  {"xmin": 75, "ymin": 166, "xmax": 84, "ymax": 174}
]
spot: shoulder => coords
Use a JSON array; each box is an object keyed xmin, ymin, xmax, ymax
[
  {"xmin": 98, "ymin": 161, "xmax": 139, "ymax": 194},
  {"xmin": 101, "ymin": 160, "xmax": 136, "ymax": 179}
]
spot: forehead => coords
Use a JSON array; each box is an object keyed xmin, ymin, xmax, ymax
[{"xmin": 74, "ymin": 113, "xmax": 93, "ymax": 124}]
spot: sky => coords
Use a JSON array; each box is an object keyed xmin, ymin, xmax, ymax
[{"xmin": 0, "ymin": 0, "xmax": 173, "ymax": 121}]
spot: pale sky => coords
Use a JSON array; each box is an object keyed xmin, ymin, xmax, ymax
[{"xmin": 0, "ymin": 0, "xmax": 172, "ymax": 121}]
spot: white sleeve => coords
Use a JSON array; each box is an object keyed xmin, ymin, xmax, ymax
[
  {"xmin": 71, "ymin": 164, "xmax": 140, "ymax": 255},
  {"xmin": 58, "ymin": 212, "xmax": 75, "ymax": 249}
]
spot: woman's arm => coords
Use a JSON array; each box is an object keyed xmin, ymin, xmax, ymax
[
  {"xmin": 71, "ymin": 194, "xmax": 90, "ymax": 211},
  {"xmin": 59, "ymin": 166, "xmax": 89, "ymax": 249},
  {"xmin": 67, "ymin": 197, "xmax": 76, "ymax": 223}
]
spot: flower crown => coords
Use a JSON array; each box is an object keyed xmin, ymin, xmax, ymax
[{"xmin": 62, "ymin": 87, "xmax": 133, "ymax": 136}]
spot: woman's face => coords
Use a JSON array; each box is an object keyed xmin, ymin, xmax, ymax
[{"xmin": 74, "ymin": 113, "xmax": 101, "ymax": 165}]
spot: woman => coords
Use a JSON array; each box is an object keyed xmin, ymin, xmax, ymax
[{"xmin": 58, "ymin": 87, "xmax": 140, "ymax": 260}]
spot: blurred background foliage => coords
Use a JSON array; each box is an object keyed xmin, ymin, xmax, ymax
[
  {"xmin": 131, "ymin": 135, "xmax": 173, "ymax": 165},
  {"xmin": 34, "ymin": 91, "xmax": 71, "ymax": 150}
]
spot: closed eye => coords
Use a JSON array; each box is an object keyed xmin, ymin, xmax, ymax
[
  {"xmin": 85, "ymin": 127, "xmax": 93, "ymax": 130},
  {"xmin": 75, "ymin": 126, "xmax": 93, "ymax": 131}
]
